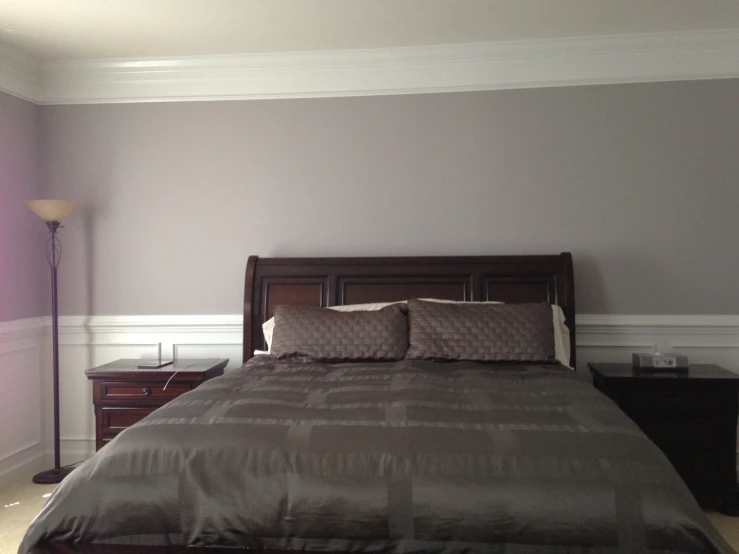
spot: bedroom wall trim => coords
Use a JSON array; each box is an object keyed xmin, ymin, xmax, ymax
[
  {"xmin": 2, "ymin": 314, "xmax": 738, "ymax": 469},
  {"xmin": 2, "ymin": 30, "xmax": 739, "ymax": 105},
  {"xmin": 57, "ymin": 313, "xmax": 739, "ymax": 348},
  {"xmin": 577, "ymin": 315, "xmax": 739, "ymax": 372},
  {"xmin": 0, "ymin": 317, "xmax": 47, "ymax": 488},
  {"xmin": 53, "ymin": 313, "xmax": 739, "ymax": 458},
  {"xmin": 0, "ymin": 42, "xmax": 41, "ymax": 103}
]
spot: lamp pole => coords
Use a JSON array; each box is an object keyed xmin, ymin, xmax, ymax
[
  {"xmin": 28, "ymin": 200, "xmax": 76, "ymax": 485},
  {"xmin": 48, "ymin": 221, "xmax": 62, "ymax": 474}
]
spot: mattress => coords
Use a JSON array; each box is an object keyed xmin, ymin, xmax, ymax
[{"xmin": 20, "ymin": 357, "xmax": 733, "ymax": 553}]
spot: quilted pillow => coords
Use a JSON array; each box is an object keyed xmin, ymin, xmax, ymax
[
  {"xmin": 271, "ymin": 304, "xmax": 409, "ymax": 361},
  {"xmin": 261, "ymin": 301, "xmax": 405, "ymax": 353},
  {"xmin": 406, "ymin": 299, "xmax": 555, "ymax": 362}
]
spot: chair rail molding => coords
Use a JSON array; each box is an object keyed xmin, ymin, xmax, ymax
[
  {"xmin": 53, "ymin": 313, "xmax": 739, "ymax": 459},
  {"xmin": 1, "ymin": 30, "xmax": 739, "ymax": 105},
  {"xmin": 2, "ymin": 313, "xmax": 738, "ymax": 475}
]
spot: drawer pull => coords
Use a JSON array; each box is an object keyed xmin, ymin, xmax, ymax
[{"xmin": 99, "ymin": 382, "xmax": 190, "ymax": 400}]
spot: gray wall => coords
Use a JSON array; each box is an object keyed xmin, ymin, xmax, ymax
[
  {"xmin": 0, "ymin": 91, "xmax": 46, "ymax": 322},
  {"xmin": 41, "ymin": 79, "xmax": 739, "ymax": 316}
]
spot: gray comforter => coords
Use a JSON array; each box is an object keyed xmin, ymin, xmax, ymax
[{"xmin": 21, "ymin": 357, "xmax": 733, "ymax": 553}]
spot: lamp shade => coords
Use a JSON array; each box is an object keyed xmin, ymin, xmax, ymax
[{"xmin": 28, "ymin": 200, "xmax": 76, "ymax": 222}]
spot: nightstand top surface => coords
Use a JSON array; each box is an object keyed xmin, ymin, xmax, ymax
[
  {"xmin": 86, "ymin": 358, "xmax": 229, "ymax": 377},
  {"xmin": 588, "ymin": 362, "xmax": 739, "ymax": 381}
]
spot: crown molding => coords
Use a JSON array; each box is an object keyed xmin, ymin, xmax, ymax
[
  {"xmin": 0, "ymin": 43, "xmax": 42, "ymax": 103},
  {"xmin": 3, "ymin": 29, "xmax": 739, "ymax": 105},
  {"xmin": 37, "ymin": 30, "xmax": 739, "ymax": 104}
]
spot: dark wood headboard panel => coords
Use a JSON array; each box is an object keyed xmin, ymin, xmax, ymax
[{"xmin": 243, "ymin": 253, "xmax": 576, "ymax": 366}]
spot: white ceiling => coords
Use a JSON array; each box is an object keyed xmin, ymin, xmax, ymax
[{"xmin": 1, "ymin": 0, "xmax": 739, "ymax": 60}]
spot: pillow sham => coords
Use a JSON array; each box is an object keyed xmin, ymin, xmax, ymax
[
  {"xmin": 420, "ymin": 298, "xmax": 571, "ymax": 368},
  {"xmin": 406, "ymin": 299, "xmax": 555, "ymax": 362},
  {"xmin": 260, "ymin": 299, "xmax": 571, "ymax": 367},
  {"xmin": 261, "ymin": 301, "xmax": 403, "ymax": 353},
  {"xmin": 270, "ymin": 304, "xmax": 409, "ymax": 361}
]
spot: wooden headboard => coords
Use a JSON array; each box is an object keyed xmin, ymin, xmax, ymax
[{"xmin": 243, "ymin": 253, "xmax": 576, "ymax": 366}]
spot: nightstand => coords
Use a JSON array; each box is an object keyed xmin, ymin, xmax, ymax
[
  {"xmin": 589, "ymin": 362, "xmax": 739, "ymax": 513},
  {"xmin": 86, "ymin": 358, "xmax": 227, "ymax": 451}
]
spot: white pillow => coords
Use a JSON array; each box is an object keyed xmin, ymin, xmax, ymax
[
  {"xmin": 261, "ymin": 319, "xmax": 275, "ymax": 353},
  {"xmin": 551, "ymin": 305, "xmax": 571, "ymax": 369},
  {"xmin": 419, "ymin": 298, "xmax": 502, "ymax": 304},
  {"xmin": 329, "ymin": 301, "xmax": 405, "ymax": 312},
  {"xmin": 259, "ymin": 299, "xmax": 572, "ymax": 368}
]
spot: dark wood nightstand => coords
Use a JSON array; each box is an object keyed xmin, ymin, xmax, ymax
[
  {"xmin": 589, "ymin": 362, "xmax": 739, "ymax": 513},
  {"xmin": 86, "ymin": 358, "xmax": 227, "ymax": 451}
]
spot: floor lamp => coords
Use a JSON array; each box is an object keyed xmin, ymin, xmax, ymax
[{"xmin": 28, "ymin": 199, "xmax": 76, "ymax": 484}]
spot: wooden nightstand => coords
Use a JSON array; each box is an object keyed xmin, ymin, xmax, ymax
[
  {"xmin": 86, "ymin": 358, "xmax": 227, "ymax": 451},
  {"xmin": 589, "ymin": 362, "xmax": 739, "ymax": 513}
]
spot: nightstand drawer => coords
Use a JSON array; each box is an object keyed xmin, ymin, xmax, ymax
[
  {"xmin": 633, "ymin": 416, "xmax": 725, "ymax": 453},
  {"xmin": 589, "ymin": 363, "xmax": 739, "ymax": 508},
  {"xmin": 621, "ymin": 388, "xmax": 723, "ymax": 415},
  {"xmin": 99, "ymin": 381, "xmax": 190, "ymax": 401},
  {"xmin": 100, "ymin": 407, "xmax": 155, "ymax": 436},
  {"xmin": 88, "ymin": 358, "xmax": 227, "ymax": 452}
]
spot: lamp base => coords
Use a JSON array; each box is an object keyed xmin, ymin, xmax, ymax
[{"xmin": 32, "ymin": 466, "xmax": 75, "ymax": 485}]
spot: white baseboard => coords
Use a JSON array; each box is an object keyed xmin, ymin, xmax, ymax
[
  {"xmin": 59, "ymin": 438, "xmax": 95, "ymax": 465},
  {"xmin": 0, "ymin": 444, "xmax": 46, "ymax": 490},
  {"xmin": 2, "ymin": 313, "xmax": 738, "ymax": 479}
]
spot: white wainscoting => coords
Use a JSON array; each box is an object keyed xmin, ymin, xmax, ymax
[
  {"xmin": 2, "ymin": 314, "xmax": 738, "ymax": 481},
  {"xmin": 578, "ymin": 315, "xmax": 739, "ymax": 370},
  {"xmin": 56, "ymin": 315, "xmax": 244, "ymax": 462},
  {"xmin": 0, "ymin": 317, "xmax": 47, "ymax": 488}
]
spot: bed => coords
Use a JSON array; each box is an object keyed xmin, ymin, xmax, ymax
[{"xmin": 22, "ymin": 253, "xmax": 733, "ymax": 553}]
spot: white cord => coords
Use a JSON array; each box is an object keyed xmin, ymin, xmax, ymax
[{"xmin": 163, "ymin": 357, "xmax": 219, "ymax": 390}]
